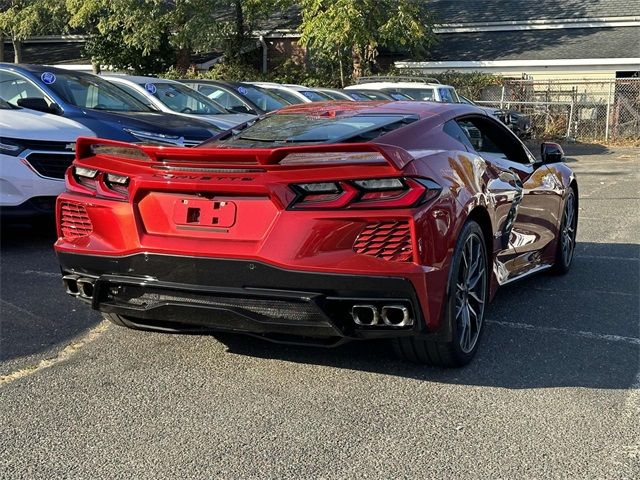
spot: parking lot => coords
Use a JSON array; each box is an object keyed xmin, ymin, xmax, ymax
[{"xmin": 0, "ymin": 144, "xmax": 638, "ymax": 479}]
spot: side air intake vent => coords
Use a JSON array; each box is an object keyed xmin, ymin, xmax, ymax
[
  {"xmin": 59, "ymin": 201, "xmax": 93, "ymax": 240},
  {"xmin": 353, "ymin": 221, "xmax": 413, "ymax": 262}
]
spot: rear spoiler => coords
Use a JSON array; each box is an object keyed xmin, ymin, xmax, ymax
[{"xmin": 75, "ymin": 137, "xmax": 415, "ymax": 171}]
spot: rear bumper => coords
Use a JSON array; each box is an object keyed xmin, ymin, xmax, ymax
[{"xmin": 57, "ymin": 252, "xmax": 451, "ymax": 343}]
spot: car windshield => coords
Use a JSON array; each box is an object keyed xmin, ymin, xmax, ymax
[
  {"xmin": 43, "ymin": 71, "xmax": 152, "ymax": 112},
  {"xmin": 387, "ymin": 88, "xmax": 436, "ymax": 101},
  {"xmin": 141, "ymin": 82, "xmax": 227, "ymax": 114},
  {"xmin": 266, "ymin": 88, "xmax": 305, "ymax": 104},
  {"xmin": 235, "ymin": 84, "xmax": 289, "ymax": 112},
  {"xmin": 204, "ymin": 113, "xmax": 417, "ymax": 148},
  {"xmin": 439, "ymin": 87, "xmax": 460, "ymax": 103},
  {"xmin": 298, "ymin": 90, "xmax": 332, "ymax": 102}
]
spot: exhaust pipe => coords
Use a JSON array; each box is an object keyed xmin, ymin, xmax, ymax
[
  {"xmin": 76, "ymin": 277, "xmax": 95, "ymax": 299},
  {"xmin": 381, "ymin": 305, "xmax": 413, "ymax": 327},
  {"xmin": 62, "ymin": 274, "xmax": 80, "ymax": 297},
  {"xmin": 351, "ymin": 305, "xmax": 379, "ymax": 326}
]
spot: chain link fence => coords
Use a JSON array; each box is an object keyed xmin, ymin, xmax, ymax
[{"xmin": 475, "ymin": 78, "xmax": 640, "ymax": 143}]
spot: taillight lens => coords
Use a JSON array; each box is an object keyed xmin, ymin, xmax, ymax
[
  {"xmin": 66, "ymin": 166, "xmax": 130, "ymax": 200},
  {"xmin": 289, "ymin": 177, "xmax": 440, "ymax": 209}
]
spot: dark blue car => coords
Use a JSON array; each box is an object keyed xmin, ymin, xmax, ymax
[{"xmin": 0, "ymin": 64, "xmax": 219, "ymax": 146}]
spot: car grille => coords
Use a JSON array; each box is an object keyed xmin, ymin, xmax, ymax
[
  {"xmin": 19, "ymin": 139, "xmax": 75, "ymax": 151},
  {"xmin": 25, "ymin": 152, "xmax": 74, "ymax": 179},
  {"xmin": 59, "ymin": 201, "xmax": 93, "ymax": 239},
  {"xmin": 353, "ymin": 221, "xmax": 413, "ymax": 262}
]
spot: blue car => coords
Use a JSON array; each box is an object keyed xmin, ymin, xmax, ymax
[{"xmin": 0, "ymin": 64, "xmax": 220, "ymax": 146}]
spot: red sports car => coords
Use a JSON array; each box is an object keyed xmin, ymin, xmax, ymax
[{"xmin": 55, "ymin": 101, "xmax": 578, "ymax": 367}]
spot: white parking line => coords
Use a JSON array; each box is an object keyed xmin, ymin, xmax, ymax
[
  {"xmin": 487, "ymin": 320, "xmax": 640, "ymax": 346},
  {"xmin": 0, "ymin": 321, "xmax": 109, "ymax": 387}
]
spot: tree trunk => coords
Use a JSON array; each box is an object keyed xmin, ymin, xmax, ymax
[
  {"xmin": 351, "ymin": 45, "xmax": 363, "ymax": 81},
  {"xmin": 175, "ymin": 47, "xmax": 191, "ymax": 74},
  {"xmin": 92, "ymin": 59, "xmax": 101, "ymax": 74},
  {"xmin": 0, "ymin": 33, "xmax": 5, "ymax": 63},
  {"xmin": 234, "ymin": 1, "xmax": 245, "ymax": 58},
  {"xmin": 13, "ymin": 39, "xmax": 22, "ymax": 63}
]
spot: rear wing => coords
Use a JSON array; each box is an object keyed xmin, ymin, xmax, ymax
[{"xmin": 75, "ymin": 137, "xmax": 415, "ymax": 171}]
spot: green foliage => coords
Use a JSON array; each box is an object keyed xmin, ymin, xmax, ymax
[
  {"xmin": 63, "ymin": 0, "xmax": 293, "ymax": 73},
  {"xmin": 298, "ymin": 0, "xmax": 436, "ymax": 79},
  {"xmin": 0, "ymin": 0, "xmax": 69, "ymax": 61},
  {"xmin": 380, "ymin": 68, "xmax": 504, "ymax": 99}
]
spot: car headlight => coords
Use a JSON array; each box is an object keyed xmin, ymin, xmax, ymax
[
  {"xmin": 0, "ymin": 137, "xmax": 26, "ymax": 156},
  {"xmin": 123, "ymin": 128, "xmax": 183, "ymax": 146}
]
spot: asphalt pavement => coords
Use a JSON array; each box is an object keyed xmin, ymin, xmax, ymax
[{"xmin": 0, "ymin": 144, "xmax": 638, "ymax": 479}]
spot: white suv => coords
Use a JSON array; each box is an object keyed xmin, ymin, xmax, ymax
[
  {"xmin": 345, "ymin": 76, "xmax": 460, "ymax": 103},
  {"xmin": 0, "ymin": 98, "xmax": 95, "ymax": 216}
]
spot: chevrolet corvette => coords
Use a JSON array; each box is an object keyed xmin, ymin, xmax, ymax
[{"xmin": 55, "ymin": 101, "xmax": 578, "ymax": 367}]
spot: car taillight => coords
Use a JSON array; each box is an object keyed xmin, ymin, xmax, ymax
[
  {"xmin": 289, "ymin": 178, "xmax": 440, "ymax": 210},
  {"xmin": 66, "ymin": 166, "xmax": 130, "ymax": 200}
]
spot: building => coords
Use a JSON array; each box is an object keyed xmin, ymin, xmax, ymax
[{"xmin": 395, "ymin": 0, "xmax": 640, "ymax": 80}]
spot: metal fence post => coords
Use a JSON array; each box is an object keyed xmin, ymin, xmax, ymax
[
  {"xmin": 566, "ymin": 101, "xmax": 574, "ymax": 140},
  {"xmin": 500, "ymin": 85, "xmax": 505, "ymax": 110},
  {"xmin": 605, "ymin": 80, "xmax": 613, "ymax": 141}
]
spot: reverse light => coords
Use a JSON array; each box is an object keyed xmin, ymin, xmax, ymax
[
  {"xmin": 297, "ymin": 182, "xmax": 340, "ymax": 194},
  {"xmin": 353, "ymin": 178, "xmax": 404, "ymax": 190},
  {"xmin": 105, "ymin": 173, "xmax": 129, "ymax": 185},
  {"xmin": 75, "ymin": 167, "xmax": 98, "ymax": 178}
]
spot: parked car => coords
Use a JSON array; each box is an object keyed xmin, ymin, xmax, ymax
[
  {"xmin": 343, "ymin": 89, "xmax": 413, "ymax": 101},
  {"xmin": 55, "ymin": 101, "xmax": 578, "ymax": 367},
  {"xmin": 181, "ymin": 79, "xmax": 291, "ymax": 115},
  {"xmin": 313, "ymin": 88, "xmax": 355, "ymax": 101},
  {"xmin": 459, "ymin": 95, "xmax": 532, "ymax": 138},
  {"xmin": 0, "ymin": 97, "xmax": 95, "ymax": 216},
  {"xmin": 346, "ymin": 76, "xmax": 460, "ymax": 102},
  {"xmin": 250, "ymin": 82, "xmax": 333, "ymax": 103},
  {"xmin": 0, "ymin": 64, "xmax": 219, "ymax": 146},
  {"xmin": 103, "ymin": 75, "xmax": 255, "ymax": 129}
]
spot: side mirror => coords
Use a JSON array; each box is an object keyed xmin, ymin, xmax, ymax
[
  {"xmin": 540, "ymin": 142, "xmax": 564, "ymax": 164},
  {"xmin": 17, "ymin": 97, "xmax": 62, "ymax": 115}
]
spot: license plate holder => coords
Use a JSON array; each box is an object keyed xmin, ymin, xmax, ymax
[{"xmin": 173, "ymin": 198, "xmax": 237, "ymax": 228}]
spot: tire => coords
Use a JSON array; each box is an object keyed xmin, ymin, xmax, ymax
[
  {"xmin": 552, "ymin": 189, "xmax": 577, "ymax": 275},
  {"xmin": 392, "ymin": 220, "xmax": 489, "ymax": 367}
]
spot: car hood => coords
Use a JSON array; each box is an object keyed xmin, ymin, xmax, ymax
[
  {"xmin": 81, "ymin": 110, "xmax": 218, "ymax": 139},
  {"xmin": 0, "ymin": 108, "xmax": 95, "ymax": 141},
  {"xmin": 193, "ymin": 113, "xmax": 257, "ymax": 129}
]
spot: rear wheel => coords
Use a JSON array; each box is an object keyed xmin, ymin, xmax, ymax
[
  {"xmin": 392, "ymin": 220, "xmax": 489, "ymax": 367},
  {"xmin": 552, "ymin": 189, "xmax": 577, "ymax": 274}
]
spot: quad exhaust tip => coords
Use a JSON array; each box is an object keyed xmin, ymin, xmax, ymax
[
  {"xmin": 351, "ymin": 304, "xmax": 413, "ymax": 327},
  {"xmin": 63, "ymin": 275, "xmax": 95, "ymax": 300}
]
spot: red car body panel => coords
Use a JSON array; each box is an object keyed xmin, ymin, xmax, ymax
[{"xmin": 54, "ymin": 101, "xmax": 576, "ymax": 343}]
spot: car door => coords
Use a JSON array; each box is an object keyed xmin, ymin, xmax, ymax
[{"xmin": 456, "ymin": 115, "xmax": 563, "ymax": 278}]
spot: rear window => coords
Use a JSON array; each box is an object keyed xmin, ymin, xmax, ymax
[
  {"xmin": 202, "ymin": 113, "xmax": 418, "ymax": 148},
  {"xmin": 385, "ymin": 88, "xmax": 435, "ymax": 101}
]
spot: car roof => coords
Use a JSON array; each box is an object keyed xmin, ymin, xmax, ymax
[
  {"xmin": 275, "ymin": 100, "xmax": 482, "ymax": 119},
  {"xmin": 348, "ymin": 82, "xmax": 453, "ymax": 89},
  {"xmin": 103, "ymin": 74, "xmax": 176, "ymax": 84},
  {"xmin": 1, "ymin": 64, "xmax": 93, "ymax": 75}
]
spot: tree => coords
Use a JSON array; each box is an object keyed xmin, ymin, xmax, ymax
[
  {"xmin": 298, "ymin": 0, "xmax": 436, "ymax": 83},
  {"xmin": 65, "ymin": 0, "xmax": 286, "ymax": 74},
  {"xmin": 0, "ymin": 0, "xmax": 68, "ymax": 63}
]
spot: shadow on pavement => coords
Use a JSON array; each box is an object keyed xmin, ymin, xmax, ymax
[
  {"xmin": 0, "ymin": 221, "xmax": 100, "ymax": 362},
  {"xmin": 213, "ymin": 241, "xmax": 639, "ymax": 390}
]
